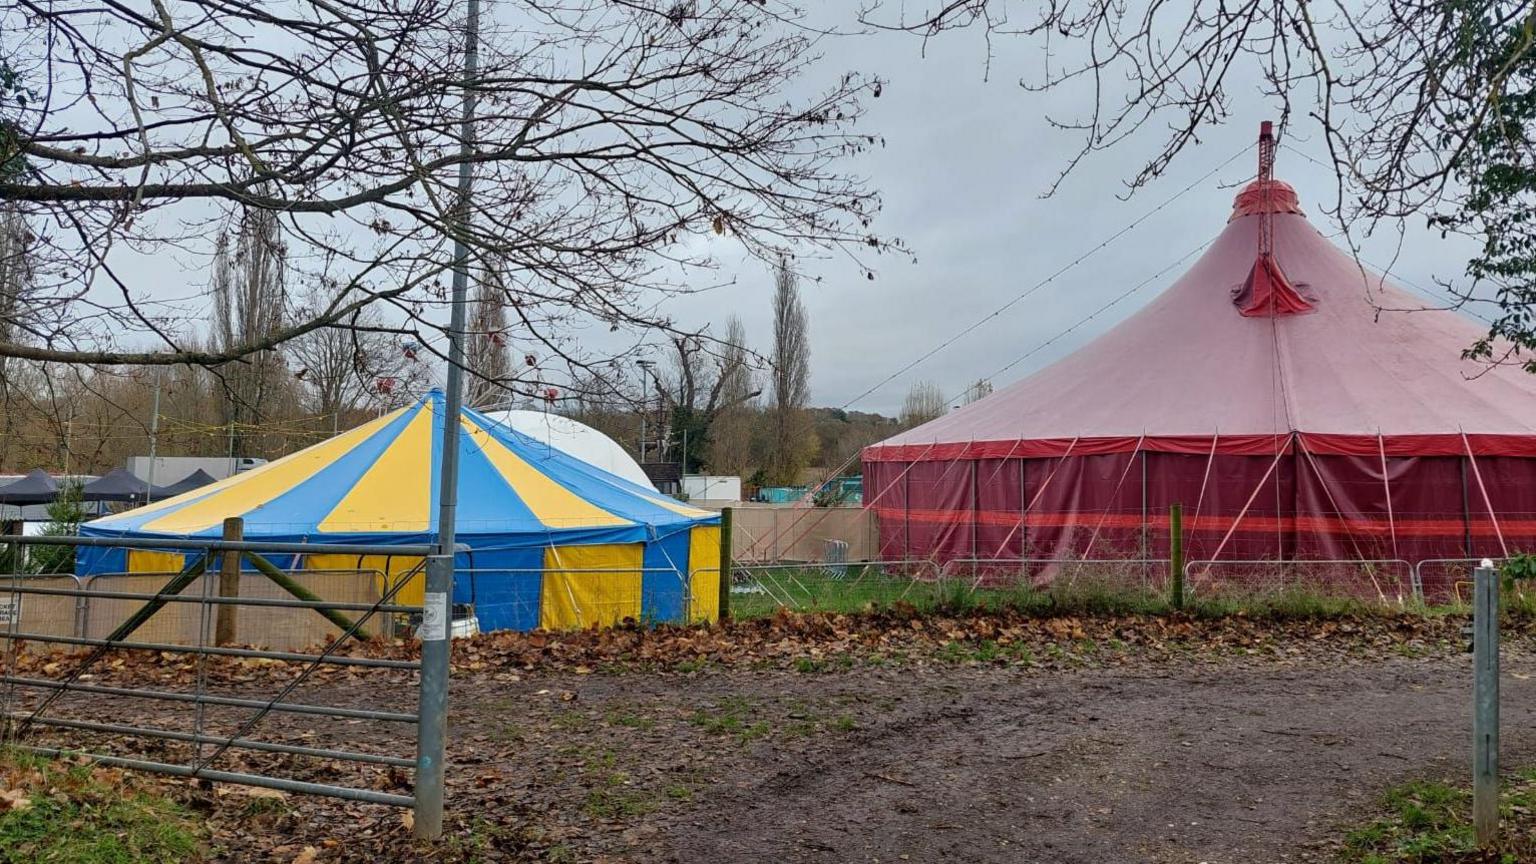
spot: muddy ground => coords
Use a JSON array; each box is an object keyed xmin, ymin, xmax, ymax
[
  {"xmin": 444, "ymin": 654, "xmax": 1536, "ymax": 864},
  {"xmin": 9, "ymin": 614, "xmax": 1535, "ymax": 863}
]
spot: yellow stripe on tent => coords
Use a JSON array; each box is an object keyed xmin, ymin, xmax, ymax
[
  {"xmin": 463, "ymin": 417, "xmax": 632, "ymax": 529},
  {"xmin": 305, "ymin": 554, "xmax": 427, "ymax": 607},
  {"xmin": 140, "ymin": 409, "xmax": 406, "ymax": 534},
  {"xmin": 688, "ymin": 525, "xmax": 721, "ymax": 624},
  {"xmin": 127, "ymin": 549, "xmax": 185, "ymax": 574},
  {"xmin": 318, "ymin": 405, "xmax": 435, "ymax": 533},
  {"xmin": 539, "ymin": 544, "xmax": 643, "ymax": 629},
  {"xmin": 645, "ymin": 495, "xmax": 714, "ymax": 519}
]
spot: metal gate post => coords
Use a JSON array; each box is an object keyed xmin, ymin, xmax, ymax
[
  {"xmin": 1473, "ymin": 561, "xmax": 1500, "ymax": 846},
  {"xmin": 414, "ymin": 553, "xmax": 453, "ymax": 839}
]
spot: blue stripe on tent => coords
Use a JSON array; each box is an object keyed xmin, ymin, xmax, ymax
[
  {"xmin": 641, "ymin": 526, "xmax": 691, "ymax": 623},
  {"xmin": 452, "ymin": 417, "xmax": 553, "ymax": 535},
  {"xmin": 233, "ymin": 403, "xmax": 424, "ymax": 538},
  {"xmin": 75, "ymin": 545, "xmax": 126, "ymax": 577},
  {"xmin": 455, "ymin": 547, "xmax": 543, "ymax": 632}
]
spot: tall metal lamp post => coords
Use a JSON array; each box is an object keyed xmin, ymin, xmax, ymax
[
  {"xmin": 636, "ymin": 359, "xmax": 656, "ymax": 462},
  {"xmin": 415, "ymin": 0, "xmax": 480, "ymax": 841}
]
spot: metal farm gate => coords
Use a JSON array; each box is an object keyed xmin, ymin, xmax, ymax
[{"xmin": 0, "ymin": 533, "xmax": 439, "ymax": 813}]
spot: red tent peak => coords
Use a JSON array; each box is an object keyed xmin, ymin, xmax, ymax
[
  {"xmin": 1232, "ymin": 252, "xmax": 1315, "ymax": 317},
  {"xmin": 1229, "ymin": 179, "xmax": 1304, "ymax": 221}
]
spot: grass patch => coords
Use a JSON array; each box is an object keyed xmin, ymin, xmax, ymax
[
  {"xmin": 1341, "ymin": 772, "xmax": 1536, "ymax": 863},
  {"xmin": 606, "ymin": 709, "xmax": 657, "ymax": 731},
  {"xmin": 582, "ymin": 772, "xmax": 659, "ymax": 820},
  {"xmin": 726, "ymin": 564, "xmax": 1450, "ymax": 623},
  {"xmin": 0, "ymin": 748, "xmax": 205, "ymax": 864},
  {"xmin": 688, "ymin": 696, "xmax": 771, "ymax": 743}
]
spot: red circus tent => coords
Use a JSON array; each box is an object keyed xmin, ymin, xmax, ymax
[{"xmin": 862, "ymin": 124, "xmax": 1536, "ymax": 597}]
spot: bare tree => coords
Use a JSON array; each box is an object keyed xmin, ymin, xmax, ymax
[
  {"xmin": 0, "ymin": 206, "xmax": 31, "ymax": 466},
  {"xmin": 660, "ymin": 316, "xmax": 759, "ymax": 471},
  {"xmin": 706, "ymin": 317, "xmax": 758, "ymax": 475},
  {"xmin": 766, "ymin": 260, "xmax": 813, "ymax": 485},
  {"xmin": 961, "ymin": 378, "xmax": 993, "ymax": 405},
  {"xmin": 900, "ymin": 380, "xmax": 947, "ymax": 428},
  {"xmin": 211, "ymin": 209, "xmax": 289, "ymax": 455},
  {"xmin": 288, "ymin": 284, "xmax": 427, "ymax": 424},
  {"xmin": 0, "ymin": 1, "xmax": 898, "ymax": 398},
  {"xmin": 465, "ymin": 267, "xmax": 514, "ymax": 409}
]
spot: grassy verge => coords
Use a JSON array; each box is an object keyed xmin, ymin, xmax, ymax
[
  {"xmin": 727, "ymin": 564, "xmax": 1456, "ymax": 622},
  {"xmin": 1341, "ymin": 772, "xmax": 1536, "ymax": 863},
  {"xmin": 0, "ymin": 748, "xmax": 205, "ymax": 864}
]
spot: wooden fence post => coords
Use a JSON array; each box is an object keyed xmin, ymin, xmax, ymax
[
  {"xmin": 1169, "ymin": 503, "xmax": 1185, "ymax": 610},
  {"xmin": 718, "ymin": 507, "xmax": 733, "ymax": 622},
  {"xmin": 215, "ymin": 517, "xmax": 242, "ymax": 645}
]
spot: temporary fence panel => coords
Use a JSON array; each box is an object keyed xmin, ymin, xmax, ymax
[
  {"xmin": 78, "ymin": 569, "xmax": 393, "ymax": 651},
  {"xmin": 1414, "ymin": 558, "xmax": 1507, "ymax": 605},
  {"xmin": 729, "ymin": 505, "xmax": 877, "ymax": 563},
  {"xmin": 939, "ymin": 557, "xmax": 1171, "ymax": 594},
  {"xmin": 701, "ymin": 560, "xmax": 944, "ymax": 619},
  {"xmin": 1183, "ymin": 558, "xmax": 1414, "ymax": 605}
]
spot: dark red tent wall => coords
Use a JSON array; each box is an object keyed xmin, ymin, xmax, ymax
[{"xmin": 865, "ymin": 447, "xmax": 1536, "ymax": 574}]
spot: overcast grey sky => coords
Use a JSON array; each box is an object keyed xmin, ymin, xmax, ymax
[
  {"xmin": 85, "ymin": 9, "xmax": 1484, "ymax": 419},
  {"xmin": 649, "ymin": 22, "xmax": 1483, "ymax": 416}
]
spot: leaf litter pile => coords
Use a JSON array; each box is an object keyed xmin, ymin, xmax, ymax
[{"xmin": 4, "ymin": 607, "xmax": 1534, "ymax": 863}]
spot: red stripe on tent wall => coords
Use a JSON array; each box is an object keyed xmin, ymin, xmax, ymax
[{"xmin": 869, "ymin": 506, "xmax": 1530, "ymax": 539}]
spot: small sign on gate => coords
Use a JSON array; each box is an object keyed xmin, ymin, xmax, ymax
[{"xmin": 0, "ymin": 595, "xmax": 19, "ymax": 626}]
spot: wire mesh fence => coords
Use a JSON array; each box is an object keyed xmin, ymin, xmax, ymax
[
  {"xmin": 1414, "ymin": 558, "xmax": 1500, "ymax": 605},
  {"xmin": 713, "ymin": 560, "xmax": 944, "ymax": 619},
  {"xmin": 1183, "ymin": 559, "xmax": 1416, "ymax": 606},
  {"xmin": 706, "ymin": 554, "xmax": 1469, "ymax": 619}
]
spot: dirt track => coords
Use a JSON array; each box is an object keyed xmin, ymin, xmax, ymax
[
  {"xmin": 447, "ymin": 652, "xmax": 1536, "ymax": 864},
  {"xmin": 12, "ymin": 617, "xmax": 1535, "ymax": 862}
]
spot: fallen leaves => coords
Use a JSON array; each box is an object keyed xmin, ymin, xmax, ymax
[{"xmin": 0, "ymin": 786, "xmax": 31, "ymax": 811}]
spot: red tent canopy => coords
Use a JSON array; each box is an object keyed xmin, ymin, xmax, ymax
[{"xmin": 863, "ymin": 127, "xmax": 1536, "ymax": 596}]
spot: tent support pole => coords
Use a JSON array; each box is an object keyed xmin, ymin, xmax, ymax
[
  {"xmin": 1377, "ymin": 433, "xmax": 1398, "ymax": 562},
  {"xmin": 1169, "ymin": 503, "xmax": 1184, "ymax": 609},
  {"xmin": 1462, "ymin": 458, "xmax": 1473, "ymax": 557},
  {"xmin": 1461, "ymin": 431, "xmax": 1509, "ymax": 559},
  {"xmin": 1140, "ymin": 450, "xmax": 1148, "ymax": 564}
]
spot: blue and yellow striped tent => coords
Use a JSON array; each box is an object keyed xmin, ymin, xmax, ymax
[{"xmin": 77, "ymin": 391, "xmax": 722, "ymax": 631}]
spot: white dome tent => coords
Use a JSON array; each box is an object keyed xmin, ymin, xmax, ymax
[{"xmin": 479, "ymin": 409, "xmax": 653, "ymax": 489}]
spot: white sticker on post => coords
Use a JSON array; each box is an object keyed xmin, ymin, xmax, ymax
[
  {"xmin": 419, "ymin": 592, "xmax": 449, "ymax": 641},
  {"xmin": 0, "ymin": 596, "xmax": 17, "ymax": 626}
]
